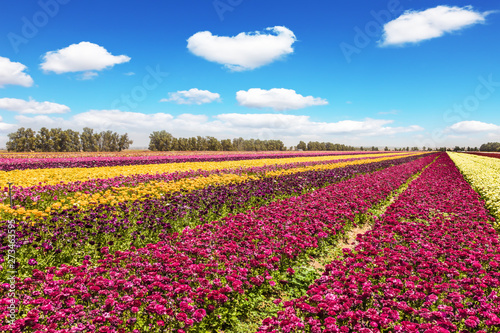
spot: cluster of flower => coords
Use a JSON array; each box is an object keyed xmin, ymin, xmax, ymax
[
  {"xmin": 0, "ymin": 155, "xmax": 435, "ymax": 332},
  {"xmin": 258, "ymin": 153, "xmax": 500, "ymax": 332},
  {"xmin": 449, "ymin": 152, "xmax": 500, "ymax": 226},
  {"xmin": 0, "ymin": 151, "xmax": 381, "ymax": 172},
  {"xmin": 0, "ymin": 153, "xmax": 410, "ymax": 219},
  {"xmin": 0, "ymin": 154, "xmax": 427, "ymax": 283}
]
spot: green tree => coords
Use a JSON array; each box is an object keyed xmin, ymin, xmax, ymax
[
  {"xmin": 187, "ymin": 137, "xmax": 197, "ymax": 151},
  {"xmin": 49, "ymin": 128, "xmax": 65, "ymax": 152},
  {"xmin": 221, "ymin": 139, "xmax": 233, "ymax": 151},
  {"xmin": 6, "ymin": 127, "xmax": 37, "ymax": 152},
  {"xmin": 195, "ymin": 136, "xmax": 208, "ymax": 151},
  {"xmin": 118, "ymin": 133, "xmax": 133, "ymax": 151},
  {"xmin": 35, "ymin": 127, "xmax": 54, "ymax": 152},
  {"xmin": 206, "ymin": 136, "xmax": 222, "ymax": 151},
  {"xmin": 64, "ymin": 129, "xmax": 81, "ymax": 152},
  {"xmin": 176, "ymin": 137, "xmax": 189, "ymax": 151},
  {"xmin": 81, "ymin": 127, "xmax": 98, "ymax": 152},
  {"xmin": 480, "ymin": 142, "xmax": 500, "ymax": 152},
  {"xmin": 148, "ymin": 130, "xmax": 174, "ymax": 151},
  {"xmin": 296, "ymin": 141, "xmax": 307, "ymax": 151}
]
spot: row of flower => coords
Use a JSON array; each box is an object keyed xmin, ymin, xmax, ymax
[
  {"xmin": 258, "ymin": 153, "xmax": 500, "ymax": 332},
  {"xmin": 466, "ymin": 152, "xmax": 500, "ymax": 159},
  {"xmin": 0, "ymin": 152, "xmax": 403, "ymax": 190},
  {"xmin": 0, "ymin": 151, "xmax": 386, "ymax": 171},
  {"xmin": 0, "ymin": 154, "xmax": 428, "ymax": 280},
  {"xmin": 0, "ymin": 154, "xmax": 436, "ymax": 332},
  {"xmin": 0, "ymin": 150, "xmax": 368, "ymax": 161},
  {"xmin": 0, "ymin": 153, "xmax": 416, "ymax": 220},
  {"xmin": 449, "ymin": 152, "xmax": 500, "ymax": 227}
]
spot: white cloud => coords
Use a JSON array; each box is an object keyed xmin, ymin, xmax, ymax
[
  {"xmin": 0, "ymin": 116, "xmax": 16, "ymax": 132},
  {"xmin": 380, "ymin": 6, "xmax": 489, "ymax": 46},
  {"xmin": 78, "ymin": 71, "xmax": 99, "ymax": 80},
  {"xmin": 447, "ymin": 120, "xmax": 500, "ymax": 133},
  {"xmin": 187, "ymin": 26, "xmax": 296, "ymax": 71},
  {"xmin": 124, "ymin": 72, "xmax": 135, "ymax": 76},
  {"xmin": 216, "ymin": 114, "xmax": 423, "ymax": 136},
  {"xmin": 40, "ymin": 41, "xmax": 131, "ymax": 74},
  {"xmin": 12, "ymin": 111, "xmax": 423, "ymax": 147},
  {"xmin": 0, "ymin": 57, "xmax": 34, "ymax": 88},
  {"xmin": 0, "ymin": 97, "xmax": 70, "ymax": 114},
  {"xmin": 487, "ymin": 132, "xmax": 500, "ymax": 140},
  {"xmin": 72, "ymin": 110, "xmax": 175, "ymax": 129},
  {"xmin": 160, "ymin": 88, "xmax": 221, "ymax": 105},
  {"xmin": 236, "ymin": 88, "xmax": 328, "ymax": 111}
]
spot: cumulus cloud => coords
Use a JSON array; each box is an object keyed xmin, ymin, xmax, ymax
[
  {"xmin": 160, "ymin": 88, "xmax": 221, "ymax": 105},
  {"xmin": 0, "ymin": 97, "xmax": 70, "ymax": 114},
  {"xmin": 72, "ymin": 110, "xmax": 175, "ymax": 129},
  {"xmin": 12, "ymin": 111, "xmax": 423, "ymax": 146},
  {"xmin": 216, "ymin": 114, "xmax": 423, "ymax": 136},
  {"xmin": 236, "ymin": 88, "xmax": 328, "ymax": 111},
  {"xmin": 0, "ymin": 116, "xmax": 16, "ymax": 132},
  {"xmin": 40, "ymin": 42, "xmax": 131, "ymax": 75},
  {"xmin": 187, "ymin": 26, "xmax": 296, "ymax": 71},
  {"xmin": 447, "ymin": 120, "xmax": 500, "ymax": 133},
  {"xmin": 0, "ymin": 57, "xmax": 34, "ymax": 88},
  {"xmin": 380, "ymin": 6, "xmax": 490, "ymax": 46}
]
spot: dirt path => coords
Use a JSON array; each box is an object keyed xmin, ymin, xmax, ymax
[{"xmin": 310, "ymin": 222, "xmax": 374, "ymax": 272}]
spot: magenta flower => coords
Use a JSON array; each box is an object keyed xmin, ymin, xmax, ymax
[{"xmin": 176, "ymin": 312, "xmax": 187, "ymax": 322}]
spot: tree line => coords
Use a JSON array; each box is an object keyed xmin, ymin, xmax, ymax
[
  {"xmin": 148, "ymin": 131, "xmax": 287, "ymax": 151},
  {"xmin": 479, "ymin": 142, "xmax": 500, "ymax": 152},
  {"xmin": 148, "ymin": 132, "xmax": 366, "ymax": 152},
  {"xmin": 6, "ymin": 127, "xmax": 133, "ymax": 152},
  {"xmin": 296, "ymin": 141, "xmax": 357, "ymax": 151}
]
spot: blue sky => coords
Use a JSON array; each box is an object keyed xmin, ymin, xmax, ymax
[{"xmin": 0, "ymin": 0, "xmax": 499, "ymax": 148}]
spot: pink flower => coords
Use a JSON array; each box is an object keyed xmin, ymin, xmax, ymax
[
  {"xmin": 176, "ymin": 312, "xmax": 187, "ymax": 322},
  {"xmin": 193, "ymin": 309, "xmax": 206, "ymax": 322}
]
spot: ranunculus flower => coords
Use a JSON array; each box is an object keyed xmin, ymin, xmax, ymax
[
  {"xmin": 176, "ymin": 312, "xmax": 187, "ymax": 322},
  {"xmin": 193, "ymin": 309, "xmax": 206, "ymax": 322}
]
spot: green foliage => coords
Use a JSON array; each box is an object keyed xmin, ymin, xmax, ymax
[
  {"xmin": 6, "ymin": 127, "xmax": 37, "ymax": 152},
  {"xmin": 148, "ymin": 130, "xmax": 174, "ymax": 151},
  {"xmin": 480, "ymin": 142, "xmax": 500, "ymax": 152},
  {"xmin": 5, "ymin": 127, "xmax": 132, "ymax": 152},
  {"xmin": 297, "ymin": 140, "xmax": 307, "ymax": 151},
  {"xmin": 148, "ymin": 132, "xmax": 287, "ymax": 152},
  {"xmin": 304, "ymin": 141, "xmax": 356, "ymax": 151}
]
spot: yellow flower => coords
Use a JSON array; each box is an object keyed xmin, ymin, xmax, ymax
[
  {"xmin": 448, "ymin": 152, "xmax": 500, "ymax": 224},
  {"xmin": 1, "ymin": 152, "xmax": 427, "ymax": 220},
  {"xmin": 1, "ymin": 152, "xmax": 405, "ymax": 188}
]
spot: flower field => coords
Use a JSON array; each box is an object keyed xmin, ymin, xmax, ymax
[
  {"xmin": 259, "ymin": 153, "xmax": 500, "ymax": 332},
  {"xmin": 449, "ymin": 152, "xmax": 500, "ymax": 226},
  {"xmin": 0, "ymin": 151, "xmax": 386, "ymax": 171},
  {"xmin": 0, "ymin": 152, "xmax": 412, "ymax": 220},
  {"xmin": 466, "ymin": 152, "xmax": 500, "ymax": 160},
  {"xmin": 1, "ymin": 150, "xmax": 499, "ymax": 332}
]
